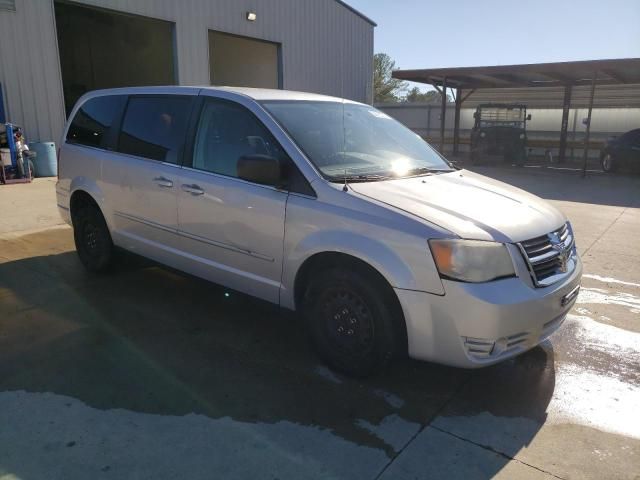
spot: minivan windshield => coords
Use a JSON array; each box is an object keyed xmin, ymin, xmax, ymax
[{"xmin": 262, "ymin": 101, "xmax": 454, "ymax": 181}]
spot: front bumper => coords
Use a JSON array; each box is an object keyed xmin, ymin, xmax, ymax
[{"xmin": 395, "ymin": 255, "xmax": 582, "ymax": 368}]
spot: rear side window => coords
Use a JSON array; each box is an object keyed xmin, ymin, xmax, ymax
[
  {"xmin": 117, "ymin": 96, "xmax": 192, "ymax": 164},
  {"xmin": 66, "ymin": 95, "xmax": 127, "ymax": 148}
]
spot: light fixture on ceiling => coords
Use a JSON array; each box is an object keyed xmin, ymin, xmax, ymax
[{"xmin": 246, "ymin": 11, "xmax": 257, "ymax": 21}]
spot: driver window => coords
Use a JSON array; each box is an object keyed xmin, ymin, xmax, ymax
[{"xmin": 192, "ymin": 99, "xmax": 286, "ymax": 178}]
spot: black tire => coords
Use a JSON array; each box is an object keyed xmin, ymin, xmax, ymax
[
  {"xmin": 72, "ymin": 203, "xmax": 114, "ymax": 272},
  {"xmin": 601, "ymin": 152, "xmax": 616, "ymax": 172},
  {"xmin": 304, "ymin": 268, "xmax": 398, "ymax": 377}
]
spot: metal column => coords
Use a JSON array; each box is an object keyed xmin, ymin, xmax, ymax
[
  {"xmin": 439, "ymin": 77, "xmax": 447, "ymax": 153},
  {"xmin": 558, "ymin": 85, "xmax": 572, "ymax": 163},
  {"xmin": 0, "ymin": 83, "xmax": 5, "ymax": 124},
  {"xmin": 453, "ymin": 87, "xmax": 462, "ymax": 156},
  {"xmin": 582, "ymin": 72, "xmax": 597, "ymax": 178}
]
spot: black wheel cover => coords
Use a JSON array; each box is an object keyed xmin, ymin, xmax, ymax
[{"xmin": 320, "ymin": 288, "xmax": 376, "ymax": 358}]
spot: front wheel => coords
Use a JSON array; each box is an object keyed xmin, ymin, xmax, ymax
[
  {"xmin": 304, "ymin": 268, "xmax": 398, "ymax": 377},
  {"xmin": 73, "ymin": 203, "xmax": 114, "ymax": 272},
  {"xmin": 601, "ymin": 152, "xmax": 616, "ymax": 172}
]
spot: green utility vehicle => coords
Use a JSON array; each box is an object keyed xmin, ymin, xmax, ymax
[{"xmin": 470, "ymin": 103, "xmax": 531, "ymax": 164}]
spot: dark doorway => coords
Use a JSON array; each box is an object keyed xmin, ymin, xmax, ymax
[
  {"xmin": 209, "ymin": 31, "xmax": 281, "ymax": 89},
  {"xmin": 54, "ymin": 1, "xmax": 176, "ymax": 115}
]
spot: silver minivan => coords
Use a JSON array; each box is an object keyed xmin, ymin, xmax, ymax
[{"xmin": 57, "ymin": 86, "xmax": 582, "ymax": 376}]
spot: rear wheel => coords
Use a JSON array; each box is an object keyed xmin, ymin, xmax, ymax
[
  {"xmin": 304, "ymin": 268, "xmax": 398, "ymax": 377},
  {"xmin": 601, "ymin": 152, "xmax": 616, "ymax": 172},
  {"xmin": 73, "ymin": 203, "xmax": 114, "ymax": 272}
]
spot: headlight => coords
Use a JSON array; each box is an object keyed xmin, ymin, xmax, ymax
[
  {"xmin": 429, "ymin": 239, "xmax": 516, "ymax": 283},
  {"xmin": 480, "ymin": 131, "xmax": 486, "ymax": 138},
  {"xmin": 519, "ymin": 133, "xmax": 525, "ymax": 140}
]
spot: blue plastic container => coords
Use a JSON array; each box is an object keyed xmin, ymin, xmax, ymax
[{"xmin": 30, "ymin": 142, "xmax": 57, "ymax": 177}]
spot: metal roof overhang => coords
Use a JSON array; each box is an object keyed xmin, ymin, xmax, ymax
[
  {"xmin": 392, "ymin": 58, "xmax": 640, "ymax": 89},
  {"xmin": 392, "ymin": 58, "xmax": 640, "ymax": 172}
]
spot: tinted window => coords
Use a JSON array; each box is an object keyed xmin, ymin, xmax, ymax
[
  {"xmin": 118, "ymin": 96, "xmax": 192, "ymax": 163},
  {"xmin": 634, "ymin": 130, "xmax": 640, "ymax": 145},
  {"xmin": 621, "ymin": 129, "xmax": 640, "ymax": 145},
  {"xmin": 192, "ymin": 99, "xmax": 289, "ymax": 179},
  {"xmin": 66, "ymin": 95, "xmax": 127, "ymax": 148}
]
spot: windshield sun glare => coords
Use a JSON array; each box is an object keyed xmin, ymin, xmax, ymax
[{"xmin": 262, "ymin": 101, "xmax": 453, "ymax": 181}]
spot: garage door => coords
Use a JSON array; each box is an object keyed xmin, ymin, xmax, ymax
[
  {"xmin": 54, "ymin": 1, "xmax": 176, "ymax": 115},
  {"xmin": 209, "ymin": 31, "xmax": 280, "ymax": 89}
]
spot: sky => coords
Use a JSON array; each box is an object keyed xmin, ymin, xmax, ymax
[{"xmin": 347, "ymin": 0, "xmax": 640, "ymax": 91}]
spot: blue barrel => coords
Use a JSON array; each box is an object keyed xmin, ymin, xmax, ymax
[{"xmin": 30, "ymin": 142, "xmax": 57, "ymax": 177}]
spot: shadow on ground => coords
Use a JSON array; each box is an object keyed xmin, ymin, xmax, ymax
[{"xmin": 0, "ymin": 229, "xmax": 556, "ymax": 478}]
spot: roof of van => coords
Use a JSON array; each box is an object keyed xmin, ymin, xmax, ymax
[
  {"xmin": 81, "ymin": 85, "xmax": 360, "ymax": 104},
  {"xmin": 202, "ymin": 86, "xmax": 359, "ymax": 103}
]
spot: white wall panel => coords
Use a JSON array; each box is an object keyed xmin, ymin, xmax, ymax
[{"xmin": 0, "ymin": 0, "xmax": 374, "ymax": 142}]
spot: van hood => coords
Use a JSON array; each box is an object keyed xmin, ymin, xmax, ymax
[{"xmin": 349, "ymin": 169, "xmax": 565, "ymax": 242}]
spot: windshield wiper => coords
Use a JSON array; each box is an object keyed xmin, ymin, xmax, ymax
[
  {"xmin": 330, "ymin": 174, "xmax": 390, "ymax": 183},
  {"xmin": 405, "ymin": 167, "xmax": 453, "ymax": 176}
]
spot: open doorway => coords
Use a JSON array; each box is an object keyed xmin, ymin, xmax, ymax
[
  {"xmin": 54, "ymin": 1, "xmax": 177, "ymax": 115},
  {"xmin": 209, "ymin": 31, "xmax": 281, "ymax": 89}
]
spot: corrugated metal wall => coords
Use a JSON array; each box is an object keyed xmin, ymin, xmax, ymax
[
  {"xmin": 463, "ymin": 84, "xmax": 640, "ymax": 109},
  {"xmin": 0, "ymin": 1, "xmax": 66, "ymax": 144},
  {"xmin": 376, "ymin": 103, "xmax": 640, "ymax": 135},
  {"xmin": 376, "ymin": 102, "xmax": 640, "ymax": 158},
  {"xmin": 0, "ymin": 0, "xmax": 374, "ymax": 143}
]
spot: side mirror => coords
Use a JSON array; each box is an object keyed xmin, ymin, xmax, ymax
[
  {"xmin": 237, "ymin": 154, "xmax": 283, "ymax": 187},
  {"xmin": 526, "ymin": 114, "xmax": 532, "ymax": 121}
]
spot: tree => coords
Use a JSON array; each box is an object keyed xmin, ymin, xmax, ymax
[
  {"xmin": 404, "ymin": 87, "xmax": 452, "ymax": 104},
  {"xmin": 373, "ymin": 53, "xmax": 406, "ymax": 103}
]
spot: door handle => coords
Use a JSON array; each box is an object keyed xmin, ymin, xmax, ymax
[
  {"xmin": 153, "ymin": 176, "xmax": 173, "ymax": 188},
  {"xmin": 181, "ymin": 184, "xmax": 205, "ymax": 196}
]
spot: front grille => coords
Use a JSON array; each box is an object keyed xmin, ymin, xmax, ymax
[{"xmin": 519, "ymin": 223, "xmax": 576, "ymax": 287}]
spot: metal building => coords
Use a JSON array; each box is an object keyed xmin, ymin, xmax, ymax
[{"xmin": 0, "ymin": 0, "xmax": 375, "ymax": 143}]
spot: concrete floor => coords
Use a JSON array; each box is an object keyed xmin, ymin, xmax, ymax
[
  {"xmin": 0, "ymin": 169, "xmax": 638, "ymax": 479},
  {"xmin": 0, "ymin": 178, "xmax": 64, "ymax": 235}
]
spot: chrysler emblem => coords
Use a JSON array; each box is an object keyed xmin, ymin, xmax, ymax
[
  {"xmin": 548, "ymin": 232, "xmax": 569, "ymax": 273},
  {"xmin": 548, "ymin": 232, "xmax": 562, "ymax": 245}
]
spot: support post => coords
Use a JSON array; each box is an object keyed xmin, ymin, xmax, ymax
[
  {"xmin": 440, "ymin": 77, "xmax": 447, "ymax": 153},
  {"xmin": 558, "ymin": 85, "xmax": 572, "ymax": 163},
  {"xmin": 0, "ymin": 83, "xmax": 6, "ymax": 124},
  {"xmin": 570, "ymin": 108, "xmax": 578, "ymax": 161},
  {"xmin": 453, "ymin": 87, "xmax": 462, "ymax": 156},
  {"xmin": 582, "ymin": 72, "xmax": 597, "ymax": 178}
]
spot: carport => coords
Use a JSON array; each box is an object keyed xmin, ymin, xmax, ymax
[{"xmin": 393, "ymin": 58, "xmax": 640, "ymax": 174}]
